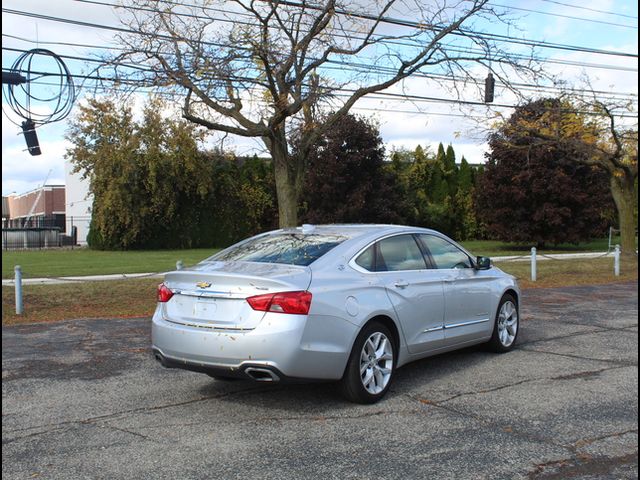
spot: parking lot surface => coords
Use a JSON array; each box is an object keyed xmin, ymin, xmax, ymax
[{"xmin": 2, "ymin": 282, "xmax": 638, "ymax": 479}]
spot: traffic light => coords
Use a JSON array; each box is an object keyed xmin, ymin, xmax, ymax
[
  {"xmin": 484, "ymin": 72, "xmax": 495, "ymax": 103},
  {"xmin": 21, "ymin": 119, "xmax": 41, "ymax": 156}
]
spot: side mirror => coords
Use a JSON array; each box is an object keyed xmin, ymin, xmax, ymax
[{"xmin": 475, "ymin": 256, "xmax": 491, "ymax": 270}]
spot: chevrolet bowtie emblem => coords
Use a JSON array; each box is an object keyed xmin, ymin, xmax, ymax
[{"xmin": 196, "ymin": 282, "xmax": 211, "ymax": 289}]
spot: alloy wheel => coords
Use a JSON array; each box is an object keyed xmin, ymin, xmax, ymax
[
  {"xmin": 497, "ymin": 300, "xmax": 518, "ymax": 347},
  {"xmin": 359, "ymin": 332, "xmax": 394, "ymax": 394}
]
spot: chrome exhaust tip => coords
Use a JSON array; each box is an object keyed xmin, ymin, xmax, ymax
[{"xmin": 244, "ymin": 367, "xmax": 280, "ymax": 382}]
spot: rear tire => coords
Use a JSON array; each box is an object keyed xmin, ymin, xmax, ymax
[
  {"xmin": 341, "ymin": 321, "xmax": 395, "ymax": 404},
  {"xmin": 488, "ymin": 294, "xmax": 519, "ymax": 353}
]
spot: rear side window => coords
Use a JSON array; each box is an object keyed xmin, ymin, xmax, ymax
[
  {"xmin": 211, "ymin": 233, "xmax": 346, "ymax": 266},
  {"xmin": 355, "ymin": 245, "xmax": 375, "ymax": 271}
]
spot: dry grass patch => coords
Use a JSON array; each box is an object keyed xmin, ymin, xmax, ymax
[
  {"xmin": 2, "ymin": 278, "xmax": 159, "ymax": 325},
  {"xmin": 496, "ymin": 257, "xmax": 638, "ymax": 289}
]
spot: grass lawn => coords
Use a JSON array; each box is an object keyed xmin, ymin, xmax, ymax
[
  {"xmin": 1, "ymin": 248, "xmax": 218, "ymax": 279},
  {"xmin": 2, "ymin": 236, "xmax": 631, "ymax": 279},
  {"xmin": 2, "ymin": 257, "xmax": 636, "ymax": 325}
]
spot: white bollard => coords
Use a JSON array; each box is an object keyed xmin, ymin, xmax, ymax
[
  {"xmin": 15, "ymin": 265, "xmax": 23, "ymax": 315},
  {"xmin": 531, "ymin": 247, "xmax": 537, "ymax": 282},
  {"xmin": 176, "ymin": 260, "xmax": 184, "ymax": 270},
  {"xmin": 614, "ymin": 245, "xmax": 620, "ymax": 276}
]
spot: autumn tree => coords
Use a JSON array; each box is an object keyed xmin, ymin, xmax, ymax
[
  {"xmin": 497, "ymin": 97, "xmax": 637, "ymax": 258},
  {"xmin": 66, "ymin": 97, "xmax": 213, "ymax": 249},
  {"xmin": 105, "ymin": 0, "xmax": 539, "ymax": 227},
  {"xmin": 477, "ymin": 99, "xmax": 614, "ymax": 247}
]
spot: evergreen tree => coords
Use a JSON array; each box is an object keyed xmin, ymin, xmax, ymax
[
  {"xmin": 458, "ymin": 157, "xmax": 473, "ymax": 193},
  {"xmin": 444, "ymin": 144, "xmax": 459, "ymax": 196}
]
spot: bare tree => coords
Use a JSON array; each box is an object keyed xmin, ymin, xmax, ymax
[{"xmin": 106, "ymin": 0, "xmax": 538, "ymax": 227}]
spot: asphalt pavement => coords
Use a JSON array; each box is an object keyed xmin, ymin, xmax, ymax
[{"xmin": 2, "ymin": 282, "xmax": 638, "ymax": 479}]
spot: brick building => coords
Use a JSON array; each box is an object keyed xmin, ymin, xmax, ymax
[{"xmin": 4, "ymin": 185, "xmax": 66, "ymax": 229}]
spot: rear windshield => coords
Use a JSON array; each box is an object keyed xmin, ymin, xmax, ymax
[{"xmin": 211, "ymin": 233, "xmax": 347, "ymax": 266}]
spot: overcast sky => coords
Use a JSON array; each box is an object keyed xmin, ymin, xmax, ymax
[{"xmin": 2, "ymin": 0, "xmax": 638, "ymax": 196}]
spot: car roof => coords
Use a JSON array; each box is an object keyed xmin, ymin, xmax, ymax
[{"xmin": 277, "ymin": 224, "xmax": 438, "ymax": 240}]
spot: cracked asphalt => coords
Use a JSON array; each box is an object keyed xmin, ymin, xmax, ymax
[{"xmin": 2, "ymin": 282, "xmax": 638, "ymax": 480}]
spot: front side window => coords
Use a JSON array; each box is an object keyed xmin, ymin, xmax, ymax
[
  {"xmin": 418, "ymin": 235, "xmax": 472, "ymax": 269},
  {"xmin": 211, "ymin": 233, "xmax": 346, "ymax": 266}
]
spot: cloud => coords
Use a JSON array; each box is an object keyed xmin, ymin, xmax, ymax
[{"xmin": 2, "ymin": 135, "xmax": 69, "ymax": 195}]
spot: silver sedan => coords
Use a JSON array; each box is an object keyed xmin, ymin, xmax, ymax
[{"xmin": 152, "ymin": 224, "xmax": 520, "ymax": 403}]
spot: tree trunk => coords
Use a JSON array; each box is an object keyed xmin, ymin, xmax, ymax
[
  {"xmin": 265, "ymin": 131, "xmax": 302, "ymax": 228},
  {"xmin": 273, "ymin": 158, "xmax": 299, "ymax": 227},
  {"xmin": 610, "ymin": 173, "xmax": 637, "ymax": 261}
]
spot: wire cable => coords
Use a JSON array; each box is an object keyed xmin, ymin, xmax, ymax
[
  {"xmin": 4, "ymin": 36, "xmax": 637, "ymax": 101},
  {"xmin": 2, "ymin": 48, "xmax": 76, "ymax": 126},
  {"xmin": 3, "ymin": 6, "xmax": 637, "ymax": 59}
]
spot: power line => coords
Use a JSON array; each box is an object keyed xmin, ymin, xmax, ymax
[
  {"xmin": 11, "ymin": 76, "xmax": 496, "ymax": 121},
  {"xmin": 74, "ymin": 0, "xmax": 637, "ymax": 69},
  {"xmin": 535, "ymin": 0, "xmax": 638, "ymax": 20},
  {"xmin": 2, "ymin": 5, "xmax": 637, "ymax": 94},
  {"xmin": 490, "ymin": 2, "xmax": 636, "ymax": 29},
  {"xmin": 320, "ymin": 59, "xmax": 637, "ymax": 100},
  {"xmin": 3, "ymin": 4, "xmax": 637, "ymax": 119},
  {"xmin": 5, "ymin": 39, "xmax": 638, "ymax": 98},
  {"xmin": 4, "ymin": 44, "xmax": 638, "ymax": 107},
  {"xmin": 17, "ymin": 75, "xmax": 637, "ymax": 124},
  {"xmin": 267, "ymin": 0, "xmax": 638, "ymax": 58},
  {"xmin": 5, "ymin": 62, "xmax": 636, "ymax": 120},
  {"xmin": 3, "ymin": 5, "xmax": 637, "ymax": 60},
  {"xmin": 72, "ymin": 0, "xmax": 638, "ymax": 30},
  {"xmin": 3, "ymin": 46, "xmax": 638, "ymax": 122},
  {"xmin": 2, "ymin": 46, "xmax": 156, "ymax": 75},
  {"xmin": 4, "ymin": 24, "xmax": 639, "ymax": 77}
]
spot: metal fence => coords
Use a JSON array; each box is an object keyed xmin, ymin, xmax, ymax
[
  {"xmin": 3, "ymin": 215, "xmax": 65, "ymax": 230},
  {"xmin": 1, "ymin": 227, "xmax": 77, "ymax": 250}
]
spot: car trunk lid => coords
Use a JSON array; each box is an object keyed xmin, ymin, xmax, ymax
[{"xmin": 160, "ymin": 261, "xmax": 312, "ymax": 330}]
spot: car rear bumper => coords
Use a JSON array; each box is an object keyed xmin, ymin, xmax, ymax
[
  {"xmin": 151, "ymin": 306, "xmax": 357, "ymax": 381},
  {"xmin": 152, "ymin": 349, "xmax": 292, "ymax": 382}
]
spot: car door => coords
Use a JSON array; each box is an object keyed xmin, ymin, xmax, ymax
[
  {"xmin": 417, "ymin": 234, "xmax": 494, "ymax": 345},
  {"xmin": 371, "ymin": 234, "xmax": 446, "ymax": 354}
]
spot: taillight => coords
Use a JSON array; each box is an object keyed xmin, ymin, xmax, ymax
[
  {"xmin": 157, "ymin": 283, "xmax": 174, "ymax": 303},
  {"xmin": 246, "ymin": 291, "xmax": 312, "ymax": 315}
]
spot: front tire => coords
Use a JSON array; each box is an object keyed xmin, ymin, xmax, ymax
[
  {"xmin": 488, "ymin": 294, "xmax": 519, "ymax": 353},
  {"xmin": 341, "ymin": 322, "xmax": 395, "ymax": 404}
]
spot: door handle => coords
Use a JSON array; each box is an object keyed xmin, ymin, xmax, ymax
[
  {"xmin": 394, "ymin": 281, "xmax": 409, "ymax": 288},
  {"xmin": 444, "ymin": 278, "xmax": 456, "ymax": 283}
]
